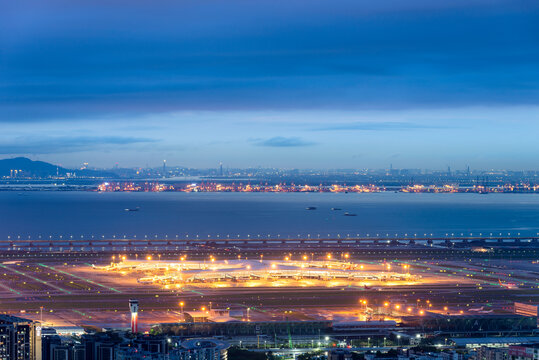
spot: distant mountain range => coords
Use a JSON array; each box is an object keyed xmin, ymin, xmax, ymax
[{"xmin": 0, "ymin": 157, "xmax": 115, "ymax": 178}]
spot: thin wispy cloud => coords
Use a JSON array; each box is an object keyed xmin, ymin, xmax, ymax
[
  {"xmin": 0, "ymin": 136, "xmax": 157, "ymax": 154},
  {"xmin": 313, "ymin": 121, "xmax": 453, "ymax": 131},
  {"xmin": 253, "ymin": 137, "xmax": 316, "ymax": 148}
]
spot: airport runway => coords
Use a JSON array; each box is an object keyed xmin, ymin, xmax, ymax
[{"xmin": 0, "ymin": 249, "xmax": 536, "ymax": 331}]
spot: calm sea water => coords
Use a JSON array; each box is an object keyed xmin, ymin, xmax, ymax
[{"xmin": 0, "ymin": 192, "xmax": 538, "ymax": 239}]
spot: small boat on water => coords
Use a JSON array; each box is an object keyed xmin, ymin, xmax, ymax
[
  {"xmin": 124, "ymin": 207, "xmax": 140, "ymax": 212},
  {"xmin": 305, "ymin": 206, "xmax": 317, "ymax": 210},
  {"xmin": 344, "ymin": 212, "xmax": 357, "ymax": 216},
  {"xmin": 331, "ymin": 207, "xmax": 342, "ymax": 211}
]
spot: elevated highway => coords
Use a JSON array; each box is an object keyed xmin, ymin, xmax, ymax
[{"xmin": 0, "ymin": 236, "xmax": 537, "ymax": 253}]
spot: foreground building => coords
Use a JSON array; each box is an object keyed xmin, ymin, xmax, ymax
[
  {"xmin": 477, "ymin": 346, "xmax": 509, "ymax": 360},
  {"xmin": 41, "ymin": 332, "xmax": 228, "ymax": 360},
  {"xmin": 0, "ymin": 314, "xmax": 41, "ymax": 360},
  {"xmin": 172, "ymin": 339, "xmax": 228, "ymax": 360},
  {"xmin": 115, "ymin": 338, "xmax": 229, "ymax": 360},
  {"xmin": 508, "ymin": 344, "xmax": 539, "ymax": 360}
]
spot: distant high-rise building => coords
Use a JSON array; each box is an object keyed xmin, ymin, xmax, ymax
[
  {"xmin": 219, "ymin": 162, "xmax": 223, "ymax": 177},
  {"xmin": 0, "ymin": 314, "xmax": 42, "ymax": 360},
  {"xmin": 163, "ymin": 160, "xmax": 167, "ymax": 178}
]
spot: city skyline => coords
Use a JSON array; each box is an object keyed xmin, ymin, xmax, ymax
[
  {"xmin": 2, "ymin": 1, "xmax": 539, "ymax": 169},
  {"xmin": 6, "ymin": 155, "xmax": 539, "ymax": 175}
]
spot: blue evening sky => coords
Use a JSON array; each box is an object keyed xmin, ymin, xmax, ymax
[{"xmin": 1, "ymin": 0, "xmax": 539, "ymax": 169}]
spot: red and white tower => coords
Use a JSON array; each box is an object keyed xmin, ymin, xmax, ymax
[{"xmin": 129, "ymin": 299, "xmax": 139, "ymax": 333}]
